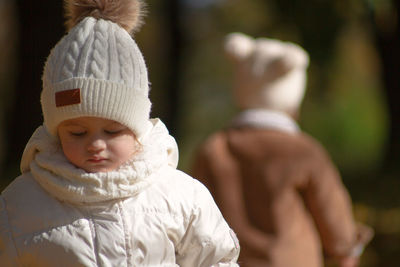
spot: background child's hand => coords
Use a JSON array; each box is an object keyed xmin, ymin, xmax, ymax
[{"xmin": 338, "ymin": 256, "xmax": 359, "ymax": 267}]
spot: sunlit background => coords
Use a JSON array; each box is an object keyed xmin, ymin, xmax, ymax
[{"xmin": 0, "ymin": 0, "xmax": 399, "ymax": 265}]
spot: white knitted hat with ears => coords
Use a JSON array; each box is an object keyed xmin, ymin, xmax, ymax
[
  {"xmin": 224, "ymin": 32, "xmax": 310, "ymax": 114},
  {"xmin": 41, "ymin": 0, "xmax": 151, "ymax": 138}
]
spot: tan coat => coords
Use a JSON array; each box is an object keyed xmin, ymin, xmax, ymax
[{"xmin": 191, "ymin": 120, "xmax": 371, "ymax": 267}]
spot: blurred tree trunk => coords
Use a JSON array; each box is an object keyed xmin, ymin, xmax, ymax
[
  {"xmin": 370, "ymin": 1, "xmax": 400, "ymax": 172},
  {"xmin": 162, "ymin": 0, "xmax": 183, "ymax": 139},
  {"xmin": 0, "ymin": 0, "xmax": 17, "ymax": 181},
  {"xmin": 2, "ymin": 0, "xmax": 64, "ymax": 177}
]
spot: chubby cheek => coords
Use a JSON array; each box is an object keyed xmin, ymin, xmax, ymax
[
  {"xmin": 61, "ymin": 141, "xmax": 85, "ymax": 167},
  {"xmin": 109, "ymin": 136, "xmax": 139, "ymax": 162}
]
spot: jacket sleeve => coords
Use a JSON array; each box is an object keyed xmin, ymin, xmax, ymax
[
  {"xmin": 175, "ymin": 180, "xmax": 240, "ymax": 267},
  {"xmin": 0, "ymin": 196, "xmax": 21, "ymax": 267},
  {"xmin": 302, "ymin": 142, "xmax": 373, "ymax": 260}
]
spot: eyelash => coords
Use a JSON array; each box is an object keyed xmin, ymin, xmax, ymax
[
  {"xmin": 104, "ymin": 130, "xmax": 122, "ymax": 135},
  {"xmin": 68, "ymin": 129, "xmax": 124, "ymax": 136},
  {"xmin": 70, "ymin": 132, "xmax": 86, "ymax": 137}
]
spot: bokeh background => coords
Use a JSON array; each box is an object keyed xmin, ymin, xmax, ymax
[{"xmin": 0, "ymin": 0, "xmax": 399, "ymax": 266}]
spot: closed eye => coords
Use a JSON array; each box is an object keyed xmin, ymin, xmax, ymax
[
  {"xmin": 70, "ymin": 131, "xmax": 86, "ymax": 137},
  {"xmin": 104, "ymin": 129, "xmax": 123, "ymax": 135}
]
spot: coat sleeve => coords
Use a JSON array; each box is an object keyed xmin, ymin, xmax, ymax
[
  {"xmin": 175, "ymin": 180, "xmax": 240, "ymax": 267},
  {"xmin": 0, "ymin": 196, "xmax": 21, "ymax": 267},
  {"xmin": 302, "ymin": 142, "xmax": 373, "ymax": 260}
]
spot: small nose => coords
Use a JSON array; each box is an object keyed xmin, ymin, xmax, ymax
[{"xmin": 87, "ymin": 137, "xmax": 106, "ymax": 152}]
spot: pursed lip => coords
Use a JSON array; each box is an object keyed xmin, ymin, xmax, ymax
[{"xmin": 87, "ymin": 157, "xmax": 107, "ymax": 163}]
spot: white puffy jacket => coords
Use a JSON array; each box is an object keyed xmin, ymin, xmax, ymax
[{"xmin": 0, "ymin": 119, "xmax": 240, "ymax": 266}]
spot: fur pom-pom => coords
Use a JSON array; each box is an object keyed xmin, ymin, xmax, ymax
[{"xmin": 64, "ymin": 0, "xmax": 145, "ymax": 34}]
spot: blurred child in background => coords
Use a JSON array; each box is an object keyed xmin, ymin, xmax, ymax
[{"xmin": 191, "ymin": 32, "xmax": 373, "ymax": 267}]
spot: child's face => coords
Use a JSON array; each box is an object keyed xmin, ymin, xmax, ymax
[{"xmin": 58, "ymin": 117, "xmax": 139, "ymax": 173}]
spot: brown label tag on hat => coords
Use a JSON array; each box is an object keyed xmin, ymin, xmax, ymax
[{"xmin": 55, "ymin": 88, "xmax": 81, "ymax": 107}]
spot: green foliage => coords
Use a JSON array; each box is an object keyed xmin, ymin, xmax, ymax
[{"xmin": 301, "ymin": 23, "xmax": 388, "ymax": 173}]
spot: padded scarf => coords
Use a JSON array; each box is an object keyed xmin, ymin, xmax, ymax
[{"xmin": 20, "ymin": 119, "xmax": 178, "ymax": 204}]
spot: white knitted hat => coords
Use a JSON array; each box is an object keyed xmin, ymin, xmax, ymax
[
  {"xmin": 41, "ymin": 0, "xmax": 151, "ymax": 138},
  {"xmin": 224, "ymin": 32, "xmax": 309, "ymax": 113}
]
